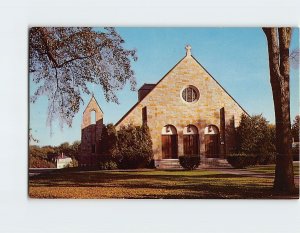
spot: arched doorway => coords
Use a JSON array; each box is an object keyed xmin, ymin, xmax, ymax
[
  {"xmin": 204, "ymin": 125, "xmax": 220, "ymax": 158},
  {"xmin": 161, "ymin": 125, "xmax": 178, "ymax": 159},
  {"xmin": 183, "ymin": 125, "xmax": 199, "ymax": 155}
]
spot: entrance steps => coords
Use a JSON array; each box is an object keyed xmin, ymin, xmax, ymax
[
  {"xmin": 200, "ymin": 158, "xmax": 231, "ymax": 168},
  {"xmin": 155, "ymin": 159, "xmax": 182, "ymax": 170},
  {"xmin": 155, "ymin": 158, "xmax": 232, "ymax": 169}
]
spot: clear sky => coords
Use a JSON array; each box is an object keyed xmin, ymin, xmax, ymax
[{"xmin": 30, "ymin": 27, "xmax": 299, "ymax": 146}]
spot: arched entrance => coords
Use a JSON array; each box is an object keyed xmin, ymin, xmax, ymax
[
  {"xmin": 161, "ymin": 125, "xmax": 178, "ymax": 159},
  {"xmin": 183, "ymin": 125, "xmax": 199, "ymax": 155},
  {"xmin": 204, "ymin": 125, "xmax": 220, "ymax": 158}
]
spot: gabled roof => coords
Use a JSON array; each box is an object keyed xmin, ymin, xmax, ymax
[
  {"xmin": 115, "ymin": 56, "xmax": 186, "ymax": 126},
  {"xmin": 83, "ymin": 95, "xmax": 103, "ymax": 114},
  {"xmin": 190, "ymin": 55, "xmax": 249, "ymax": 116},
  {"xmin": 115, "ymin": 52, "xmax": 249, "ymax": 126}
]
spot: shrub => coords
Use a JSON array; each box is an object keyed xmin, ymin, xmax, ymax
[
  {"xmin": 227, "ymin": 153, "xmax": 257, "ymax": 169},
  {"xmin": 113, "ymin": 124, "xmax": 153, "ymax": 169},
  {"xmin": 234, "ymin": 114, "xmax": 276, "ymax": 166},
  {"xmin": 256, "ymin": 153, "xmax": 276, "ymax": 165},
  {"xmin": 99, "ymin": 160, "xmax": 118, "ymax": 170},
  {"xmin": 29, "ymin": 156, "xmax": 56, "ymax": 168},
  {"xmin": 100, "ymin": 124, "xmax": 118, "ymax": 157},
  {"xmin": 291, "ymin": 115, "xmax": 299, "ymax": 143},
  {"xmin": 292, "ymin": 144, "xmax": 299, "ymax": 161},
  {"xmin": 236, "ymin": 114, "xmax": 276, "ymax": 156},
  {"xmin": 179, "ymin": 155, "xmax": 200, "ymax": 170}
]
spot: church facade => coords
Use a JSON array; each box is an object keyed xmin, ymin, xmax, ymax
[{"xmin": 79, "ymin": 46, "xmax": 247, "ymax": 168}]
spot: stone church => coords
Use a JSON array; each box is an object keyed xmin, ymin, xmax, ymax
[{"xmin": 79, "ymin": 46, "xmax": 247, "ymax": 168}]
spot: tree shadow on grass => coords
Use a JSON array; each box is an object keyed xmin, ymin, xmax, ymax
[{"xmin": 28, "ymin": 169, "xmax": 300, "ymax": 199}]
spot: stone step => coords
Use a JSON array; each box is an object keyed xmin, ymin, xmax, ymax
[
  {"xmin": 155, "ymin": 159, "xmax": 182, "ymax": 169},
  {"xmin": 201, "ymin": 158, "xmax": 231, "ymax": 168},
  {"xmin": 155, "ymin": 158, "xmax": 232, "ymax": 169}
]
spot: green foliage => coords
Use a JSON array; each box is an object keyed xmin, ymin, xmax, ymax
[
  {"xmin": 179, "ymin": 155, "xmax": 200, "ymax": 170},
  {"xmin": 113, "ymin": 124, "xmax": 153, "ymax": 169},
  {"xmin": 29, "ymin": 156, "xmax": 56, "ymax": 168},
  {"xmin": 227, "ymin": 153, "xmax": 257, "ymax": 169},
  {"xmin": 292, "ymin": 144, "xmax": 299, "ymax": 161},
  {"xmin": 29, "ymin": 145, "xmax": 56, "ymax": 168},
  {"xmin": 291, "ymin": 115, "xmax": 300, "ymax": 142},
  {"xmin": 236, "ymin": 114, "xmax": 276, "ymax": 164},
  {"xmin": 57, "ymin": 141, "xmax": 81, "ymax": 165},
  {"xmin": 29, "ymin": 27, "xmax": 137, "ymax": 129},
  {"xmin": 100, "ymin": 124, "xmax": 118, "ymax": 157},
  {"xmin": 29, "ymin": 141, "xmax": 81, "ymax": 168},
  {"xmin": 99, "ymin": 161, "xmax": 118, "ymax": 170}
]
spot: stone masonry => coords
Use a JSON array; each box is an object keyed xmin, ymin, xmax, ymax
[
  {"xmin": 115, "ymin": 46, "xmax": 247, "ymax": 163},
  {"xmin": 80, "ymin": 96, "xmax": 104, "ymax": 166}
]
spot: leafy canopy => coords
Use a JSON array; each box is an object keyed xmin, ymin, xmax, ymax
[
  {"xmin": 236, "ymin": 114, "xmax": 276, "ymax": 155},
  {"xmin": 29, "ymin": 27, "xmax": 137, "ymax": 129}
]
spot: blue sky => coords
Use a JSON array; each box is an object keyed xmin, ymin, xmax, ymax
[{"xmin": 30, "ymin": 27, "xmax": 299, "ymax": 146}]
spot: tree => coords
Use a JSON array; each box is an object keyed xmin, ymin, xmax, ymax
[
  {"xmin": 114, "ymin": 124, "xmax": 153, "ymax": 169},
  {"xmin": 262, "ymin": 27, "xmax": 295, "ymax": 193},
  {"xmin": 291, "ymin": 115, "xmax": 300, "ymax": 142},
  {"xmin": 290, "ymin": 48, "xmax": 300, "ymax": 69},
  {"xmin": 29, "ymin": 128, "xmax": 39, "ymax": 143},
  {"xmin": 57, "ymin": 141, "xmax": 81, "ymax": 160},
  {"xmin": 29, "ymin": 27, "xmax": 137, "ymax": 129},
  {"xmin": 99, "ymin": 124, "xmax": 118, "ymax": 158},
  {"xmin": 236, "ymin": 114, "xmax": 275, "ymax": 156}
]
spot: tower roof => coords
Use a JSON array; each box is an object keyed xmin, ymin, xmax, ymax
[{"xmin": 83, "ymin": 95, "xmax": 103, "ymax": 114}]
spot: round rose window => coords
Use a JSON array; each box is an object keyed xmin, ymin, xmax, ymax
[{"xmin": 181, "ymin": 86, "xmax": 199, "ymax": 103}]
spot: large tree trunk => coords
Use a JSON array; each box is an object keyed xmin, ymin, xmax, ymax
[{"xmin": 263, "ymin": 27, "xmax": 295, "ymax": 193}]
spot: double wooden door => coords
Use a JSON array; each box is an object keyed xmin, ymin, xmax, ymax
[
  {"xmin": 162, "ymin": 135, "xmax": 178, "ymax": 159},
  {"xmin": 183, "ymin": 134, "xmax": 199, "ymax": 155},
  {"xmin": 205, "ymin": 134, "xmax": 220, "ymax": 158}
]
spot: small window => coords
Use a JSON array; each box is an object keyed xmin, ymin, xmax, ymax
[
  {"xmin": 142, "ymin": 106, "xmax": 147, "ymax": 125},
  {"xmin": 91, "ymin": 144, "xmax": 95, "ymax": 153},
  {"xmin": 182, "ymin": 86, "xmax": 199, "ymax": 103},
  {"xmin": 91, "ymin": 110, "xmax": 96, "ymax": 124}
]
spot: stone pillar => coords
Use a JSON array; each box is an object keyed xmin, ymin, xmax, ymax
[{"xmin": 220, "ymin": 107, "xmax": 226, "ymax": 158}]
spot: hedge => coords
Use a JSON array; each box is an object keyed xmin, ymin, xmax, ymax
[
  {"xmin": 226, "ymin": 154, "xmax": 257, "ymax": 169},
  {"xmin": 179, "ymin": 155, "xmax": 200, "ymax": 170}
]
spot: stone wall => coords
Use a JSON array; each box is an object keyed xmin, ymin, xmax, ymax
[
  {"xmin": 80, "ymin": 96, "xmax": 104, "ymax": 166},
  {"xmin": 116, "ymin": 49, "xmax": 247, "ymax": 160}
]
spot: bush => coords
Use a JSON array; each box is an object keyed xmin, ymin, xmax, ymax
[
  {"xmin": 113, "ymin": 124, "xmax": 153, "ymax": 169},
  {"xmin": 100, "ymin": 124, "xmax": 118, "ymax": 157},
  {"xmin": 99, "ymin": 160, "xmax": 118, "ymax": 170},
  {"xmin": 236, "ymin": 114, "xmax": 276, "ymax": 156},
  {"xmin": 292, "ymin": 144, "xmax": 299, "ymax": 161},
  {"xmin": 227, "ymin": 154, "xmax": 257, "ymax": 169},
  {"xmin": 179, "ymin": 155, "xmax": 200, "ymax": 170},
  {"xmin": 256, "ymin": 153, "xmax": 276, "ymax": 165},
  {"xmin": 29, "ymin": 156, "xmax": 56, "ymax": 168}
]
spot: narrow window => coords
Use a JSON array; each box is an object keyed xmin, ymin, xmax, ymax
[
  {"xmin": 142, "ymin": 106, "xmax": 147, "ymax": 125},
  {"xmin": 91, "ymin": 144, "xmax": 95, "ymax": 153},
  {"xmin": 91, "ymin": 110, "xmax": 96, "ymax": 124}
]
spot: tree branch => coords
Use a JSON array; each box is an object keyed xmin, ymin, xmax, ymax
[{"xmin": 56, "ymin": 51, "xmax": 98, "ymax": 68}]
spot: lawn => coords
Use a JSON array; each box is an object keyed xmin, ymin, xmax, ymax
[
  {"xmin": 29, "ymin": 164, "xmax": 299, "ymax": 199},
  {"xmin": 246, "ymin": 162, "xmax": 299, "ymax": 176}
]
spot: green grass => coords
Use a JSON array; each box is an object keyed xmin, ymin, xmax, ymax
[
  {"xmin": 29, "ymin": 166, "xmax": 299, "ymax": 199},
  {"xmin": 246, "ymin": 162, "xmax": 299, "ymax": 176}
]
